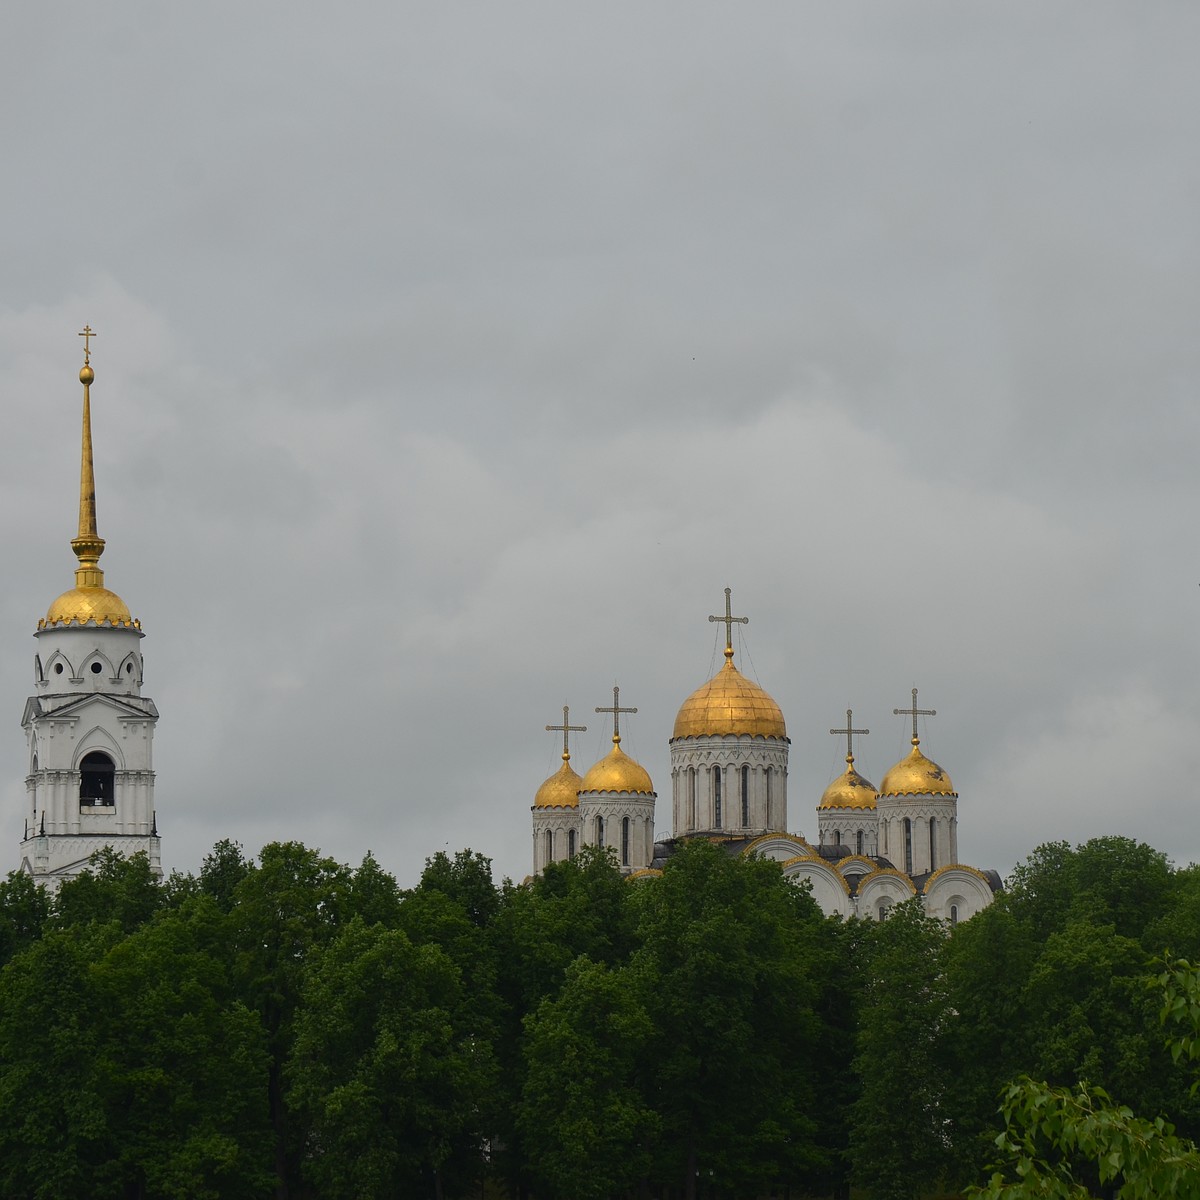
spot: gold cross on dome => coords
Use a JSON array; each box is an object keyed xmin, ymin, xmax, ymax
[
  {"xmin": 596, "ymin": 686, "xmax": 637, "ymax": 744},
  {"xmin": 893, "ymin": 688, "xmax": 936, "ymax": 746},
  {"xmin": 830, "ymin": 709, "xmax": 869, "ymax": 765},
  {"xmin": 708, "ymin": 586, "xmax": 748, "ymax": 657},
  {"xmin": 78, "ymin": 325, "xmax": 96, "ymax": 365},
  {"xmin": 545, "ymin": 705, "xmax": 587, "ymax": 763}
]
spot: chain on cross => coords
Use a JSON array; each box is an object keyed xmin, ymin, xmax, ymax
[
  {"xmin": 893, "ymin": 687, "xmax": 936, "ymax": 746},
  {"xmin": 545, "ymin": 705, "xmax": 587, "ymax": 766},
  {"xmin": 596, "ymin": 685, "xmax": 637, "ymax": 745}
]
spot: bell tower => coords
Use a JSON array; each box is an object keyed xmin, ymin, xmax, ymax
[{"xmin": 18, "ymin": 331, "xmax": 161, "ymax": 888}]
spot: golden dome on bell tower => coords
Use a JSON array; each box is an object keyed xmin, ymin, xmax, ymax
[{"xmin": 39, "ymin": 330, "xmax": 139, "ymax": 632}]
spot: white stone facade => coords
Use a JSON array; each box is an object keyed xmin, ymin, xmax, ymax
[
  {"xmin": 19, "ymin": 623, "xmax": 160, "ymax": 890},
  {"xmin": 876, "ymin": 792, "xmax": 958, "ymax": 876},
  {"xmin": 530, "ymin": 805, "xmax": 581, "ymax": 874},
  {"xmin": 669, "ymin": 734, "xmax": 789, "ymax": 836},
  {"xmin": 816, "ymin": 807, "xmax": 878, "ymax": 858},
  {"xmin": 730, "ymin": 833, "xmax": 995, "ymax": 923},
  {"xmin": 579, "ymin": 790, "xmax": 656, "ymax": 873}
]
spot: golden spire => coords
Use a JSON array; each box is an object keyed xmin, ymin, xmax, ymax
[
  {"xmin": 709, "ymin": 586, "xmax": 749, "ymax": 663},
  {"xmin": 545, "ymin": 705, "xmax": 587, "ymax": 766},
  {"xmin": 38, "ymin": 329, "xmax": 137, "ymax": 631},
  {"xmin": 72, "ymin": 325, "xmax": 106, "ymax": 590}
]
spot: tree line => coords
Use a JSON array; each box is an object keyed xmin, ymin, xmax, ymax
[{"xmin": 1, "ymin": 834, "xmax": 1198, "ymax": 1200}]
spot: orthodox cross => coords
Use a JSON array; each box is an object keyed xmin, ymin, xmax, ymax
[
  {"xmin": 709, "ymin": 586, "xmax": 748, "ymax": 658},
  {"xmin": 893, "ymin": 688, "xmax": 936, "ymax": 746},
  {"xmin": 545, "ymin": 705, "xmax": 587, "ymax": 764},
  {"xmin": 830, "ymin": 709, "xmax": 869, "ymax": 766},
  {"xmin": 78, "ymin": 325, "xmax": 96, "ymax": 365},
  {"xmin": 596, "ymin": 686, "xmax": 637, "ymax": 744}
]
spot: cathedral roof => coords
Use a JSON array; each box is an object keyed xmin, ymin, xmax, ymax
[
  {"xmin": 818, "ymin": 762, "xmax": 878, "ymax": 810},
  {"xmin": 879, "ymin": 743, "xmax": 956, "ymax": 797},
  {"xmin": 579, "ymin": 741, "xmax": 655, "ymax": 796},
  {"xmin": 672, "ymin": 656, "xmax": 786, "ymax": 740},
  {"xmin": 39, "ymin": 348, "xmax": 139, "ymax": 632},
  {"xmin": 534, "ymin": 760, "xmax": 583, "ymax": 809}
]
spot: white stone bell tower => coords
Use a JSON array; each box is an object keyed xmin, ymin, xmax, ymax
[{"xmin": 18, "ymin": 331, "xmax": 161, "ymax": 889}]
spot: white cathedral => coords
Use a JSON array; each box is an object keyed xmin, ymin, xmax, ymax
[
  {"xmin": 17, "ymin": 334, "xmax": 161, "ymax": 889},
  {"xmin": 12, "ymin": 337, "xmax": 994, "ymax": 921},
  {"xmin": 532, "ymin": 590, "xmax": 998, "ymax": 922}
]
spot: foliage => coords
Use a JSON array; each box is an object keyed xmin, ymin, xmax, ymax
[
  {"xmin": 287, "ymin": 918, "xmax": 496, "ymax": 1200},
  {"xmin": 971, "ymin": 958, "xmax": 1200, "ymax": 1199},
  {"xmin": 974, "ymin": 1079, "xmax": 1200, "ymax": 1200},
  {"xmin": 198, "ymin": 838, "xmax": 253, "ymax": 911},
  {"xmin": 944, "ymin": 836, "xmax": 1199, "ymax": 1183},
  {"xmin": 6, "ymin": 833, "xmax": 1200, "ymax": 1197},
  {"xmin": 0, "ymin": 926, "xmax": 113, "ymax": 1197},
  {"xmin": 52, "ymin": 847, "xmax": 162, "ymax": 934},
  {"xmin": 631, "ymin": 839, "xmax": 834, "ymax": 1199},
  {"xmin": 0, "ymin": 904, "xmax": 273, "ymax": 1199},
  {"xmin": 519, "ymin": 957, "xmax": 658, "ymax": 1200},
  {"xmin": 0, "ymin": 869, "xmax": 49, "ymax": 967},
  {"xmin": 228, "ymin": 841, "xmax": 354, "ymax": 1196},
  {"xmin": 851, "ymin": 897, "xmax": 952, "ymax": 1200}
]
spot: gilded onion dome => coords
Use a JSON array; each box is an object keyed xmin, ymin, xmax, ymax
[
  {"xmin": 819, "ymin": 763, "xmax": 878, "ymax": 810},
  {"xmin": 44, "ymin": 586, "xmax": 134, "ymax": 629},
  {"xmin": 672, "ymin": 652, "xmax": 786, "ymax": 740},
  {"xmin": 534, "ymin": 760, "xmax": 582, "ymax": 808},
  {"xmin": 39, "ymin": 345, "xmax": 139, "ymax": 631},
  {"xmin": 879, "ymin": 745, "xmax": 956, "ymax": 797},
  {"xmin": 580, "ymin": 742, "xmax": 655, "ymax": 795}
]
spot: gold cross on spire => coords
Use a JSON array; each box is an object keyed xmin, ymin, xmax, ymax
[
  {"xmin": 78, "ymin": 324, "xmax": 96, "ymax": 365},
  {"xmin": 545, "ymin": 705, "xmax": 587, "ymax": 765},
  {"xmin": 830, "ymin": 709, "xmax": 869, "ymax": 766},
  {"xmin": 596, "ymin": 685, "xmax": 637, "ymax": 745},
  {"xmin": 709, "ymin": 586, "xmax": 749, "ymax": 661},
  {"xmin": 893, "ymin": 688, "xmax": 936, "ymax": 747}
]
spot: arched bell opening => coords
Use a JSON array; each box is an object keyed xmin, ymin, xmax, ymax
[{"xmin": 80, "ymin": 750, "xmax": 116, "ymax": 808}]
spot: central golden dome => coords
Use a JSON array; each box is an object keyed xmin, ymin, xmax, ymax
[
  {"xmin": 879, "ymin": 744, "xmax": 956, "ymax": 797},
  {"xmin": 819, "ymin": 763, "xmax": 878, "ymax": 810},
  {"xmin": 42, "ymin": 585, "xmax": 137, "ymax": 630},
  {"xmin": 672, "ymin": 656, "xmax": 786, "ymax": 741},
  {"xmin": 580, "ymin": 742, "xmax": 655, "ymax": 795},
  {"xmin": 534, "ymin": 760, "xmax": 583, "ymax": 809}
]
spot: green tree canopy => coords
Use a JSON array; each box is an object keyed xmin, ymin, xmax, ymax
[{"xmin": 287, "ymin": 918, "xmax": 496, "ymax": 1200}]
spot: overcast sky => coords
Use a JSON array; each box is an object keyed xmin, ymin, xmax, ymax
[{"xmin": 2, "ymin": 4, "xmax": 1198, "ymax": 888}]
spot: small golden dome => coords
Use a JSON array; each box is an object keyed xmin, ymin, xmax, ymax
[
  {"xmin": 534, "ymin": 760, "xmax": 583, "ymax": 809},
  {"xmin": 672, "ymin": 656, "xmax": 786, "ymax": 740},
  {"xmin": 42, "ymin": 585, "xmax": 137, "ymax": 630},
  {"xmin": 879, "ymin": 744, "xmax": 956, "ymax": 797},
  {"xmin": 819, "ymin": 763, "xmax": 878, "ymax": 810},
  {"xmin": 580, "ymin": 742, "xmax": 655, "ymax": 796}
]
